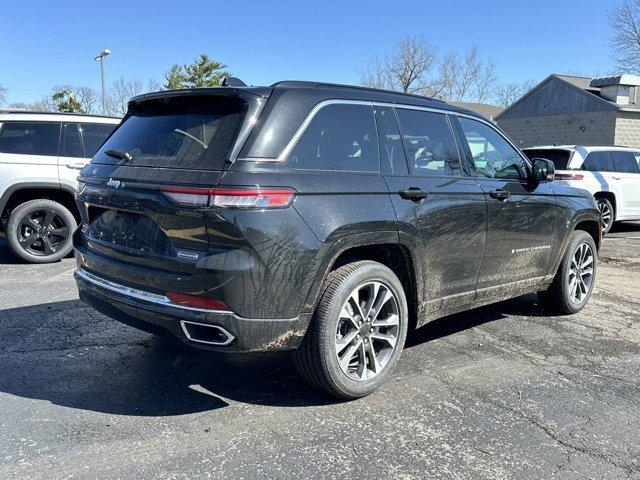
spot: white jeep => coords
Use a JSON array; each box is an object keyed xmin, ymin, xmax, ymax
[
  {"xmin": 0, "ymin": 111, "xmax": 119, "ymax": 262},
  {"xmin": 523, "ymin": 145, "xmax": 640, "ymax": 234}
]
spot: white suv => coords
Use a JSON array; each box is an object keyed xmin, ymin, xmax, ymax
[
  {"xmin": 523, "ymin": 146, "xmax": 640, "ymax": 234},
  {"xmin": 0, "ymin": 111, "xmax": 120, "ymax": 262}
]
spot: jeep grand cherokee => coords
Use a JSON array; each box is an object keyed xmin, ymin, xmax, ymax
[{"xmin": 73, "ymin": 80, "xmax": 601, "ymax": 398}]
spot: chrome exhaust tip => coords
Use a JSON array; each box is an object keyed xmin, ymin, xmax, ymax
[{"xmin": 180, "ymin": 320, "xmax": 235, "ymax": 346}]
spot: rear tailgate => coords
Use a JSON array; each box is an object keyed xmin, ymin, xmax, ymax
[{"xmin": 75, "ymin": 90, "xmax": 267, "ymax": 298}]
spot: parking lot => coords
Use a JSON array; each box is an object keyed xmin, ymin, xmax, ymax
[{"xmin": 0, "ymin": 224, "xmax": 638, "ymax": 479}]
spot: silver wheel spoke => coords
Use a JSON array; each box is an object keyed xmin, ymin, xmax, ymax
[{"xmin": 335, "ymin": 280, "xmax": 400, "ymax": 381}]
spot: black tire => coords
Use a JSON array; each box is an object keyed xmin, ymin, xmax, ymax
[
  {"xmin": 596, "ymin": 197, "xmax": 614, "ymax": 235},
  {"xmin": 294, "ymin": 261, "xmax": 409, "ymax": 399},
  {"xmin": 6, "ymin": 199, "xmax": 76, "ymax": 264},
  {"xmin": 538, "ymin": 230, "xmax": 597, "ymax": 315}
]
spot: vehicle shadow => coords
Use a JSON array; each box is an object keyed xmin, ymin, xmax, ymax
[
  {"xmin": 0, "ymin": 295, "xmax": 551, "ymax": 415},
  {"xmin": 0, "ymin": 239, "xmax": 21, "ymax": 264},
  {"xmin": 610, "ymin": 221, "xmax": 640, "ymax": 233}
]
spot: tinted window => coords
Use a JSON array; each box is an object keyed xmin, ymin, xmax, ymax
[
  {"xmin": 523, "ymin": 149, "xmax": 572, "ymax": 170},
  {"xmin": 634, "ymin": 152, "xmax": 640, "ymax": 170},
  {"xmin": 458, "ymin": 117, "xmax": 527, "ymax": 180},
  {"xmin": 396, "ymin": 109, "xmax": 460, "ymax": 176},
  {"xmin": 0, "ymin": 121, "xmax": 61, "ymax": 156},
  {"xmin": 94, "ymin": 96, "xmax": 246, "ymax": 170},
  {"xmin": 81, "ymin": 123, "xmax": 116, "ymax": 157},
  {"xmin": 287, "ymin": 104, "xmax": 378, "ymax": 172},
  {"xmin": 62, "ymin": 123, "xmax": 84, "ymax": 157},
  {"xmin": 583, "ymin": 151, "xmax": 614, "ymax": 172},
  {"xmin": 611, "ymin": 151, "xmax": 640, "ymax": 174},
  {"xmin": 376, "ymin": 107, "xmax": 407, "ymax": 175}
]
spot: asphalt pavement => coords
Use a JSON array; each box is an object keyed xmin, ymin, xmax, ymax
[{"xmin": 0, "ymin": 223, "xmax": 639, "ymax": 479}]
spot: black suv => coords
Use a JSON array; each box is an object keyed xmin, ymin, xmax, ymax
[{"xmin": 74, "ymin": 81, "xmax": 601, "ymax": 398}]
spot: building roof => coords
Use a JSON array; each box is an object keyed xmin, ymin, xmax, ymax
[
  {"xmin": 496, "ymin": 74, "xmax": 640, "ymax": 120},
  {"xmin": 449, "ymin": 101, "xmax": 503, "ymax": 119}
]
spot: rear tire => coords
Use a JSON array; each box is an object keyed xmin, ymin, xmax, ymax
[
  {"xmin": 6, "ymin": 199, "xmax": 76, "ymax": 264},
  {"xmin": 294, "ymin": 261, "xmax": 408, "ymax": 399},
  {"xmin": 538, "ymin": 230, "xmax": 597, "ymax": 315},
  {"xmin": 596, "ymin": 197, "xmax": 614, "ymax": 235}
]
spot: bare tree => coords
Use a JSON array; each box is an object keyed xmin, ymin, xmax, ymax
[
  {"xmin": 0, "ymin": 82, "xmax": 6, "ymax": 106},
  {"xmin": 105, "ymin": 78, "xmax": 161, "ymax": 116},
  {"xmin": 610, "ymin": 0, "xmax": 640, "ymax": 73},
  {"xmin": 493, "ymin": 80, "xmax": 536, "ymax": 108},
  {"xmin": 359, "ymin": 36, "xmax": 438, "ymax": 93}
]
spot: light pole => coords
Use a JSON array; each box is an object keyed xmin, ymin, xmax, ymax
[{"xmin": 94, "ymin": 49, "xmax": 111, "ymax": 114}]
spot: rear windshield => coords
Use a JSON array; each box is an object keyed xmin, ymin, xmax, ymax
[
  {"xmin": 522, "ymin": 149, "xmax": 572, "ymax": 170},
  {"xmin": 92, "ymin": 96, "xmax": 247, "ymax": 170}
]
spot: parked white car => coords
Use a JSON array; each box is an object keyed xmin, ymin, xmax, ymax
[
  {"xmin": 0, "ymin": 111, "xmax": 120, "ymax": 262},
  {"xmin": 523, "ymin": 146, "xmax": 640, "ymax": 234}
]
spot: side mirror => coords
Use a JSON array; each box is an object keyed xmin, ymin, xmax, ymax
[{"xmin": 532, "ymin": 158, "xmax": 555, "ymax": 183}]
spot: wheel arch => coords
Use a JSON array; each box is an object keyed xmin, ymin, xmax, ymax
[
  {"xmin": 0, "ymin": 183, "xmax": 79, "ymax": 230},
  {"xmin": 593, "ymin": 191, "xmax": 617, "ymax": 219},
  {"xmin": 302, "ymin": 232, "xmax": 420, "ymax": 331}
]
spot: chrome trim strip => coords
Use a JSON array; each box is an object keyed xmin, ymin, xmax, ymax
[
  {"xmin": 180, "ymin": 320, "xmax": 235, "ymax": 346},
  {"xmin": 74, "ymin": 268, "xmax": 232, "ymax": 314}
]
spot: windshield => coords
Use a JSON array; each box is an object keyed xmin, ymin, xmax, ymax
[
  {"xmin": 92, "ymin": 96, "xmax": 247, "ymax": 170},
  {"xmin": 522, "ymin": 149, "xmax": 572, "ymax": 170}
]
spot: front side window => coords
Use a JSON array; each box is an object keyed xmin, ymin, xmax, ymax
[
  {"xmin": 0, "ymin": 121, "xmax": 61, "ymax": 156},
  {"xmin": 458, "ymin": 117, "xmax": 527, "ymax": 180},
  {"xmin": 287, "ymin": 103, "xmax": 379, "ymax": 172},
  {"xmin": 396, "ymin": 109, "xmax": 460, "ymax": 177},
  {"xmin": 611, "ymin": 151, "xmax": 640, "ymax": 174},
  {"xmin": 582, "ymin": 151, "xmax": 614, "ymax": 172}
]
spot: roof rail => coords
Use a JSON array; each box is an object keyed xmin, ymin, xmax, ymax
[
  {"xmin": 269, "ymin": 80, "xmax": 445, "ymax": 103},
  {"xmin": 0, "ymin": 109, "xmax": 122, "ymax": 119}
]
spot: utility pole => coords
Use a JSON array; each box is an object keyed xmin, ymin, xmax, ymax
[{"xmin": 94, "ymin": 49, "xmax": 111, "ymax": 114}]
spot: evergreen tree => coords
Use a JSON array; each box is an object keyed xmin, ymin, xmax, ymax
[
  {"xmin": 52, "ymin": 89, "xmax": 85, "ymax": 113},
  {"xmin": 164, "ymin": 54, "xmax": 230, "ymax": 89}
]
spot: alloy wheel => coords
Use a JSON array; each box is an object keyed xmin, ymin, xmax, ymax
[
  {"xmin": 334, "ymin": 281, "xmax": 400, "ymax": 381},
  {"xmin": 597, "ymin": 202, "xmax": 612, "ymax": 232},
  {"xmin": 17, "ymin": 208, "xmax": 70, "ymax": 257},
  {"xmin": 568, "ymin": 243, "xmax": 594, "ymax": 304}
]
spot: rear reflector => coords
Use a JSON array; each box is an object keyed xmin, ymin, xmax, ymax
[
  {"xmin": 166, "ymin": 292, "xmax": 230, "ymax": 311},
  {"xmin": 161, "ymin": 186, "xmax": 296, "ymax": 208},
  {"xmin": 555, "ymin": 173, "xmax": 584, "ymax": 180}
]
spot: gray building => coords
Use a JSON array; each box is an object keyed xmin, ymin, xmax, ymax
[{"xmin": 496, "ymin": 74, "xmax": 640, "ymax": 148}]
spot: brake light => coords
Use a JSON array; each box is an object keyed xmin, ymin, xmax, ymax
[
  {"xmin": 210, "ymin": 188, "xmax": 296, "ymax": 208},
  {"xmin": 166, "ymin": 292, "xmax": 230, "ymax": 311},
  {"xmin": 161, "ymin": 186, "xmax": 296, "ymax": 208},
  {"xmin": 555, "ymin": 173, "xmax": 584, "ymax": 181}
]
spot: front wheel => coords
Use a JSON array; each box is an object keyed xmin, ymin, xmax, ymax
[
  {"xmin": 538, "ymin": 230, "xmax": 597, "ymax": 314},
  {"xmin": 6, "ymin": 199, "xmax": 76, "ymax": 263},
  {"xmin": 294, "ymin": 261, "xmax": 408, "ymax": 399}
]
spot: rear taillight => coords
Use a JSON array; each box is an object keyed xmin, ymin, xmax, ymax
[
  {"xmin": 166, "ymin": 292, "xmax": 230, "ymax": 312},
  {"xmin": 210, "ymin": 188, "xmax": 296, "ymax": 208},
  {"xmin": 161, "ymin": 186, "xmax": 296, "ymax": 208},
  {"xmin": 555, "ymin": 173, "xmax": 584, "ymax": 180}
]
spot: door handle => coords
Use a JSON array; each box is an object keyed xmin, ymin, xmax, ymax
[
  {"xmin": 612, "ymin": 176, "xmax": 622, "ymax": 180},
  {"xmin": 399, "ymin": 187, "xmax": 429, "ymax": 201},
  {"xmin": 65, "ymin": 162, "xmax": 86, "ymax": 170},
  {"xmin": 489, "ymin": 189, "xmax": 510, "ymax": 201}
]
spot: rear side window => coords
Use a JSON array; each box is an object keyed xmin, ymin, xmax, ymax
[
  {"xmin": 611, "ymin": 151, "xmax": 640, "ymax": 174},
  {"xmin": 93, "ymin": 96, "xmax": 247, "ymax": 170},
  {"xmin": 62, "ymin": 123, "xmax": 84, "ymax": 157},
  {"xmin": 523, "ymin": 149, "xmax": 572, "ymax": 170},
  {"xmin": 396, "ymin": 109, "xmax": 460, "ymax": 176},
  {"xmin": 0, "ymin": 121, "xmax": 61, "ymax": 156},
  {"xmin": 287, "ymin": 103, "xmax": 379, "ymax": 172},
  {"xmin": 583, "ymin": 151, "xmax": 614, "ymax": 172},
  {"xmin": 376, "ymin": 107, "xmax": 407, "ymax": 175}
]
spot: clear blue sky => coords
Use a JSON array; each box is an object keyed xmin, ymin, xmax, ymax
[{"xmin": 0, "ymin": 0, "xmax": 617, "ymax": 104}]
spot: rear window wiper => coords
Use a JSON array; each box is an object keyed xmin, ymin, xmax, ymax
[{"xmin": 104, "ymin": 149, "xmax": 133, "ymax": 162}]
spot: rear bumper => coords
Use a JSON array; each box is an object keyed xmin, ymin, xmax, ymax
[{"xmin": 74, "ymin": 268, "xmax": 309, "ymax": 352}]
